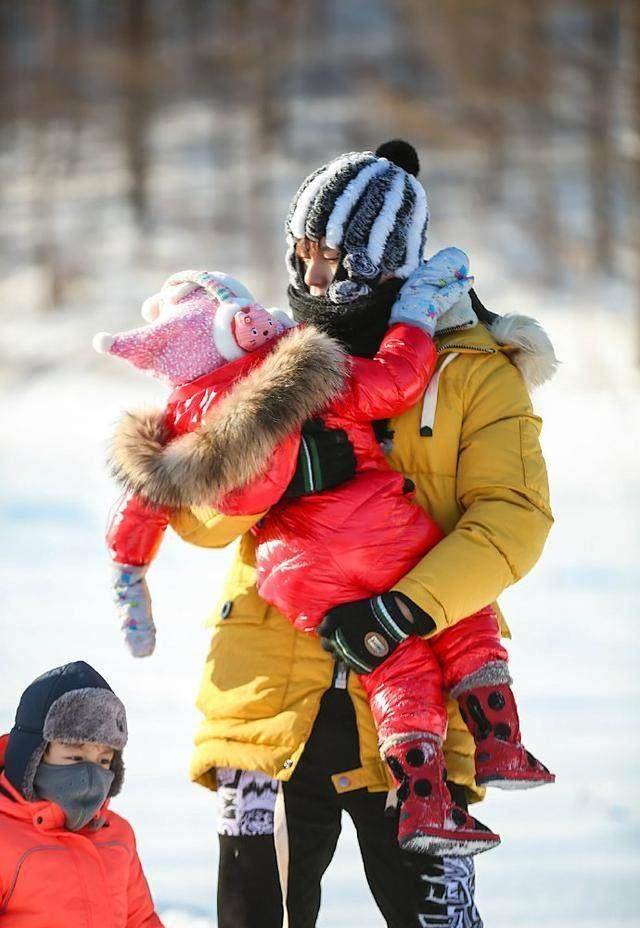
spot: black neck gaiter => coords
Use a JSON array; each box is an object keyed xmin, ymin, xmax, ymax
[{"xmin": 287, "ymin": 278, "xmax": 403, "ymax": 359}]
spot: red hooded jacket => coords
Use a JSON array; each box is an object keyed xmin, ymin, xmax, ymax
[
  {"xmin": 109, "ymin": 323, "xmax": 443, "ymax": 629},
  {"xmin": 0, "ymin": 735, "xmax": 163, "ymax": 928}
]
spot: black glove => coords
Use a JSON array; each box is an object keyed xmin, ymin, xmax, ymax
[
  {"xmin": 317, "ymin": 593, "xmax": 436, "ymax": 674},
  {"xmin": 284, "ymin": 418, "xmax": 357, "ymax": 499}
]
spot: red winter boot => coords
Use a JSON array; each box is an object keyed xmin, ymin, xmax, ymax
[
  {"xmin": 456, "ymin": 681, "xmax": 555, "ymax": 789},
  {"xmin": 384, "ymin": 736, "xmax": 501, "ymax": 856}
]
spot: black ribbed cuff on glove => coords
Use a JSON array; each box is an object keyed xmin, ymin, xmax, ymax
[{"xmin": 317, "ymin": 593, "xmax": 436, "ymax": 674}]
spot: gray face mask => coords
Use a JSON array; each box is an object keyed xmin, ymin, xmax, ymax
[{"xmin": 33, "ymin": 761, "xmax": 114, "ymax": 831}]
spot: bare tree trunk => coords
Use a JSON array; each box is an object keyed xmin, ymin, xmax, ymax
[
  {"xmin": 30, "ymin": 0, "xmax": 63, "ymax": 311},
  {"xmin": 122, "ymin": 0, "xmax": 151, "ymax": 230},
  {"xmin": 587, "ymin": 0, "xmax": 618, "ymax": 277},
  {"xmin": 619, "ymin": 0, "xmax": 640, "ymax": 360}
]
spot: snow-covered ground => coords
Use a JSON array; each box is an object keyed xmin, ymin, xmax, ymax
[{"xmin": 1, "ymin": 305, "xmax": 639, "ymax": 926}]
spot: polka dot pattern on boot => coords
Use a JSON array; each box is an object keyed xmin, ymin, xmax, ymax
[
  {"xmin": 405, "ymin": 748, "xmax": 425, "ymax": 767},
  {"xmin": 387, "ymin": 756, "xmax": 405, "ymax": 780},
  {"xmin": 488, "ymin": 691, "xmax": 506, "ymax": 711},
  {"xmin": 414, "ymin": 778, "xmax": 432, "ymax": 797},
  {"xmin": 451, "ymin": 808, "xmax": 467, "ymax": 826}
]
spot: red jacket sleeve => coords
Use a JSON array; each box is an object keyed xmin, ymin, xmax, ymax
[
  {"xmin": 215, "ymin": 432, "xmax": 301, "ymax": 516},
  {"xmin": 341, "ymin": 324, "xmax": 438, "ymax": 421},
  {"xmin": 107, "ymin": 492, "xmax": 172, "ymax": 567}
]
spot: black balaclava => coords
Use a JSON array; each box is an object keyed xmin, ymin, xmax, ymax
[{"xmin": 286, "ymin": 140, "xmax": 428, "ymax": 358}]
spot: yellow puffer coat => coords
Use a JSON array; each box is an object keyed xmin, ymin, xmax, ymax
[{"xmin": 171, "ymin": 319, "xmax": 553, "ymax": 801}]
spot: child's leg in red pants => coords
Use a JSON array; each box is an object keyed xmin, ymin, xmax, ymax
[
  {"xmin": 428, "ymin": 605, "xmax": 509, "ymax": 693},
  {"xmin": 358, "ymin": 637, "xmax": 500, "ymax": 857},
  {"xmin": 359, "ymin": 637, "xmax": 448, "ymax": 747},
  {"xmin": 430, "ymin": 606, "xmax": 555, "ymax": 789}
]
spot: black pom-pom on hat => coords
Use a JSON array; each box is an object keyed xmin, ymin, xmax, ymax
[{"xmin": 375, "ymin": 139, "xmax": 420, "ymax": 177}]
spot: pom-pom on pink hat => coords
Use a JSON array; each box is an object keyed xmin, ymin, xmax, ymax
[{"xmin": 93, "ymin": 270, "xmax": 291, "ymax": 386}]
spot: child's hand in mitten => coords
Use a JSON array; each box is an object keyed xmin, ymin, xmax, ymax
[
  {"xmin": 112, "ymin": 564, "xmax": 156, "ymax": 658},
  {"xmin": 390, "ymin": 248, "xmax": 474, "ymax": 336}
]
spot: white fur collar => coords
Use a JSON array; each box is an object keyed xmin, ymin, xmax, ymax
[
  {"xmin": 488, "ymin": 313, "xmax": 559, "ymax": 389},
  {"xmin": 435, "ymin": 294, "xmax": 558, "ymax": 389}
]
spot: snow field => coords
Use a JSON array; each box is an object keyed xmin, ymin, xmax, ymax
[{"xmin": 1, "ymin": 308, "xmax": 638, "ymax": 925}]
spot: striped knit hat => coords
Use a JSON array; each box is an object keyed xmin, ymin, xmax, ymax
[{"xmin": 285, "ymin": 140, "xmax": 429, "ymax": 304}]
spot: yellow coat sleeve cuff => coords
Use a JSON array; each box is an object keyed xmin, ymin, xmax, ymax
[{"xmin": 170, "ymin": 506, "xmax": 265, "ymax": 549}]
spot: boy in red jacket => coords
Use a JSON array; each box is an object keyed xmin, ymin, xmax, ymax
[
  {"xmin": 98, "ymin": 259, "xmax": 553, "ymax": 856},
  {"xmin": 0, "ymin": 661, "xmax": 163, "ymax": 927}
]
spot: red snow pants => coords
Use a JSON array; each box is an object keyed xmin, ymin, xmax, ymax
[
  {"xmin": 255, "ymin": 479, "xmax": 509, "ymax": 746},
  {"xmin": 360, "ymin": 605, "xmax": 508, "ymax": 744}
]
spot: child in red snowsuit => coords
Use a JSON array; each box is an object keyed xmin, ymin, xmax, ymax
[{"xmin": 98, "ymin": 261, "xmax": 553, "ymax": 857}]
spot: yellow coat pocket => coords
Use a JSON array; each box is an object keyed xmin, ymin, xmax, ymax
[{"xmin": 197, "ymin": 607, "xmax": 294, "ymax": 722}]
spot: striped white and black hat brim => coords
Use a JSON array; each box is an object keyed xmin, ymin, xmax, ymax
[{"xmin": 285, "ymin": 141, "xmax": 429, "ymax": 303}]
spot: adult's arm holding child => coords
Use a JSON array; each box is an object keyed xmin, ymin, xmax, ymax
[{"xmin": 391, "ymin": 351, "xmax": 553, "ymax": 630}]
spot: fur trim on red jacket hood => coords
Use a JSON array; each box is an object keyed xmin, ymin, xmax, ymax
[{"xmin": 110, "ymin": 324, "xmax": 348, "ymax": 509}]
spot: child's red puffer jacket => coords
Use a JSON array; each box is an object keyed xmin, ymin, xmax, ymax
[
  {"xmin": 109, "ymin": 323, "xmax": 443, "ymax": 629},
  {"xmin": 0, "ymin": 736, "xmax": 163, "ymax": 928}
]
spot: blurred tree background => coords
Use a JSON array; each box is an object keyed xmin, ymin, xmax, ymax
[{"xmin": 0, "ymin": 0, "xmax": 638, "ymax": 378}]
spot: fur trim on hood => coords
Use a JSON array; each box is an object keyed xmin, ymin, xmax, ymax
[
  {"xmin": 489, "ymin": 313, "xmax": 559, "ymax": 389},
  {"xmin": 110, "ymin": 324, "xmax": 348, "ymax": 509},
  {"xmin": 449, "ymin": 290, "xmax": 559, "ymax": 390},
  {"xmin": 43, "ymin": 688, "xmax": 127, "ymax": 751}
]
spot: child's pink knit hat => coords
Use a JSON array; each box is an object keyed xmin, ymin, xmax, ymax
[{"xmin": 93, "ymin": 270, "xmax": 290, "ymax": 386}]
